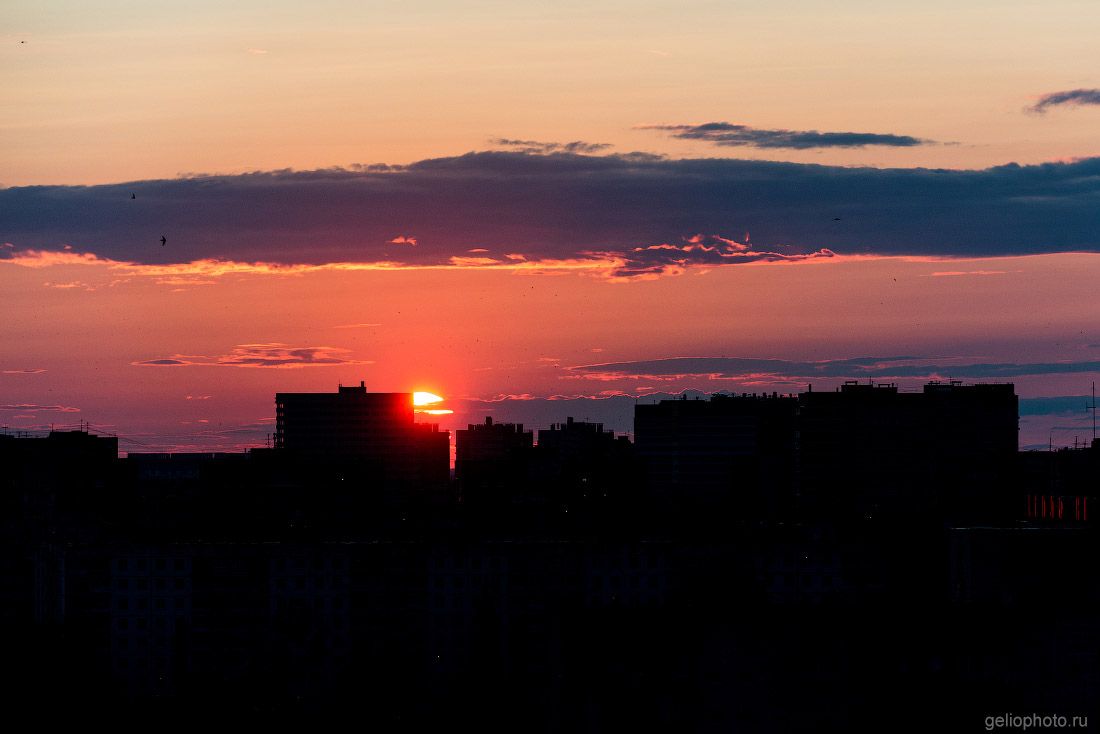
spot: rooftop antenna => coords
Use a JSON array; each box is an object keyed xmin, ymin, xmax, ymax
[{"xmin": 1088, "ymin": 381, "xmax": 1097, "ymax": 442}]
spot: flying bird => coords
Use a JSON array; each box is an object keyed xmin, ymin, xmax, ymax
[
  {"xmin": 832, "ymin": 217, "xmax": 842, "ymax": 221},
  {"xmin": 160, "ymin": 235, "xmax": 167, "ymax": 246},
  {"xmin": 130, "ymin": 193, "xmax": 136, "ymax": 200}
]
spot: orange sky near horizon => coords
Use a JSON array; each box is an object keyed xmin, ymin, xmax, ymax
[
  {"xmin": 3, "ymin": 251, "xmax": 1099, "ymax": 452},
  {"xmin": 3, "ymin": 1, "xmax": 1100, "ymax": 453},
  {"xmin": 3, "ymin": 0, "xmax": 1100, "ymax": 185}
]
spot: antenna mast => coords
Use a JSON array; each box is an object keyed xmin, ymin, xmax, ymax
[{"xmin": 1088, "ymin": 381, "xmax": 1097, "ymax": 443}]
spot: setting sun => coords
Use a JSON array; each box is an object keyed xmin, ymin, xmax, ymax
[{"xmin": 413, "ymin": 391, "xmax": 444, "ymax": 406}]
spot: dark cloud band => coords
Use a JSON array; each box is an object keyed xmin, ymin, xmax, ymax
[
  {"xmin": 640, "ymin": 122, "xmax": 927, "ymax": 149},
  {"xmin": 1028, "ymin": 88, "xmax": 1100, "ymax": 114},
  {"xmin": 569, "ymin": 356, "xmax": 1100, "ymax": 381},
  {"xmin": 3, "ymin": 151, "xmax": 1100, "ymax": 278}
]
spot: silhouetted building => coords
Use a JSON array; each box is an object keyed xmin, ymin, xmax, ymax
[
  {"xmin": 1018, "ymin": 440, "xmax": 1097, "ymax": 523},
  {"xmin": 273, "ymin": 382, "xmax": 448, "ymax": 489},
  {"xmin": 536, "ymin": 417, "xmax": 621, "ymax": 458},
  {"xmin": 0, "ymin": 429, "xmax": 121, "ymax": 627},
  {"xmin": 947, "ymin": 525, "xmax": 1099, "ymax": 712},
  {"xmin": 530, "ymin": 418, "xmax": 636, "ymax": 516},
  {"xmin": 634, "ymin": 393, "xmax": 799, "ymax": 515},
  {"xmin": 0, "ymin": 428, "xmax": 118, "ymax": 466},
  {"xmin": 455, "ymin": 417, "xmax": 534, "ymax": 507},
  {"xmin": 121, "ymin": 452, "xmax": 269, "ymax": 537},
  {"xmin": 1, "ymin": 429, "xmax": 120, "ymax": 542},
  {"xmin": 798, "ymin": 381, "xmax": 1018, "ymax": 523}
]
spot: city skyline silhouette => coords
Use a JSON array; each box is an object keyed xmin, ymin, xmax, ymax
[
  {"xmin": 1, "ymin": 377, "xmax": 1096, "ymax": 729},
  {"xmin": 3, "ymin": 0, "xmax": 1099, "ymax": 729}
]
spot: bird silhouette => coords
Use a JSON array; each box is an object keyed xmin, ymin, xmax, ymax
[
  {"xmin": 832, "ymin": 217, "xmax": 842, "ymax": 221},
  {"xmin": 130, "ymin": 193, "xmax": 136, "ymax": 200},
  {"xmin": 160, "ymin": 235, "xmax": 167, "ymax": 246}
]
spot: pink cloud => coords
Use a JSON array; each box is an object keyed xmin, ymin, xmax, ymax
[
  {"xmin": 43, "ymin": 280, "xmax": 95, "ymax": 290},
  {"xmin": 449, "ymin": 256, "xmax": 503, "ymax": 267},
  {"xmin": 133, "ymin": 343, "xmax": 372, "ymax": 369},
  {"xmin": 924, "ymin": 270, "xmax": 1009, "ymax": 277},
  {"xmin": 0, "ymin": 403, "xmax": 80, "ymax": 412}
]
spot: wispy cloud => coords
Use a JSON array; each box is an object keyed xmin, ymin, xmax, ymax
[
  {"xmin": 1, "ymin": 368, "xmax": 46, "ymax": 374},
  {"xmin": 0, "ymin": 248, "xmax": 620, "ymax": 279},
  {"xmin": 604, "ymin": 233, "xmax": 834, "ymax": 279},
  {"xmin": 924, "ymin": 270, "xmax": 1007, "ymax": 277},
  {"xmin": 639, "ymin": 122, "xmax": 929, "ymax": 149},
  {"xmin": 132, "ymin": 343, "xmax": 371, "ymax": 368},
  {"xmin": 43, "ymin": 280, "xmax": 96, "ymax": 290},
  {"xmin": 388, "ymin": 235, "xmax": 418, "ymax": 246},
  {"xmin": 491, "ymin": 138, "xmax": 612, "ymax": 154},
  {"xmin": 0, "ymin": 403, "xmax": 80, "ymax": 412},
  {"xmin": 1028, "ymin": 88, "xmax": 1100, "ymax": 114}
]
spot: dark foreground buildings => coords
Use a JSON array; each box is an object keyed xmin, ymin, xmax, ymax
[
  {"xmin": 455, "ymin": 417, "xmax": 533, "ymax": 508},
  {"xmin": 799, "ymin": 381, "xmax": 1018, "ymax": 523},
  {"xmin": 276, "ymin": 381, "xmax": 449, "ymax": 489},
  {"xmin": 0, "ymin": 380, "xmax": 1095, "ymax": 730},
  {"xmin": 635, "ymin": 392, "xmax": 799, "ymax": 517},
  {"xmin": 632, "ymin": 381, "xmax": 1019, "ymax": 524}
]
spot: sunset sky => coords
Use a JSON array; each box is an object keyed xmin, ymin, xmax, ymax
[{"xmin": 3, "ymin": 0, "xmax": 1099, "ymax": 452}]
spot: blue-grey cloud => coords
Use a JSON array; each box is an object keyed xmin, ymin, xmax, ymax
[
  {"xmin": 1018, "ymin": 395, "xmax": 1096, "ymax": 416},
  {"xmin": 570, "ymin": 356, "xmax": 1100, "ymax": 381},
  {"xmin": 640, "ymin": 122, "xmax": 927, "ymax": 149},
  {"xmin": 3, "ymin": 151, "xmax": 1100, "ymax": 278},
  {"xmin": 1028, "ymin": 88, "xmax": 1100, "ymax": 114}
]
